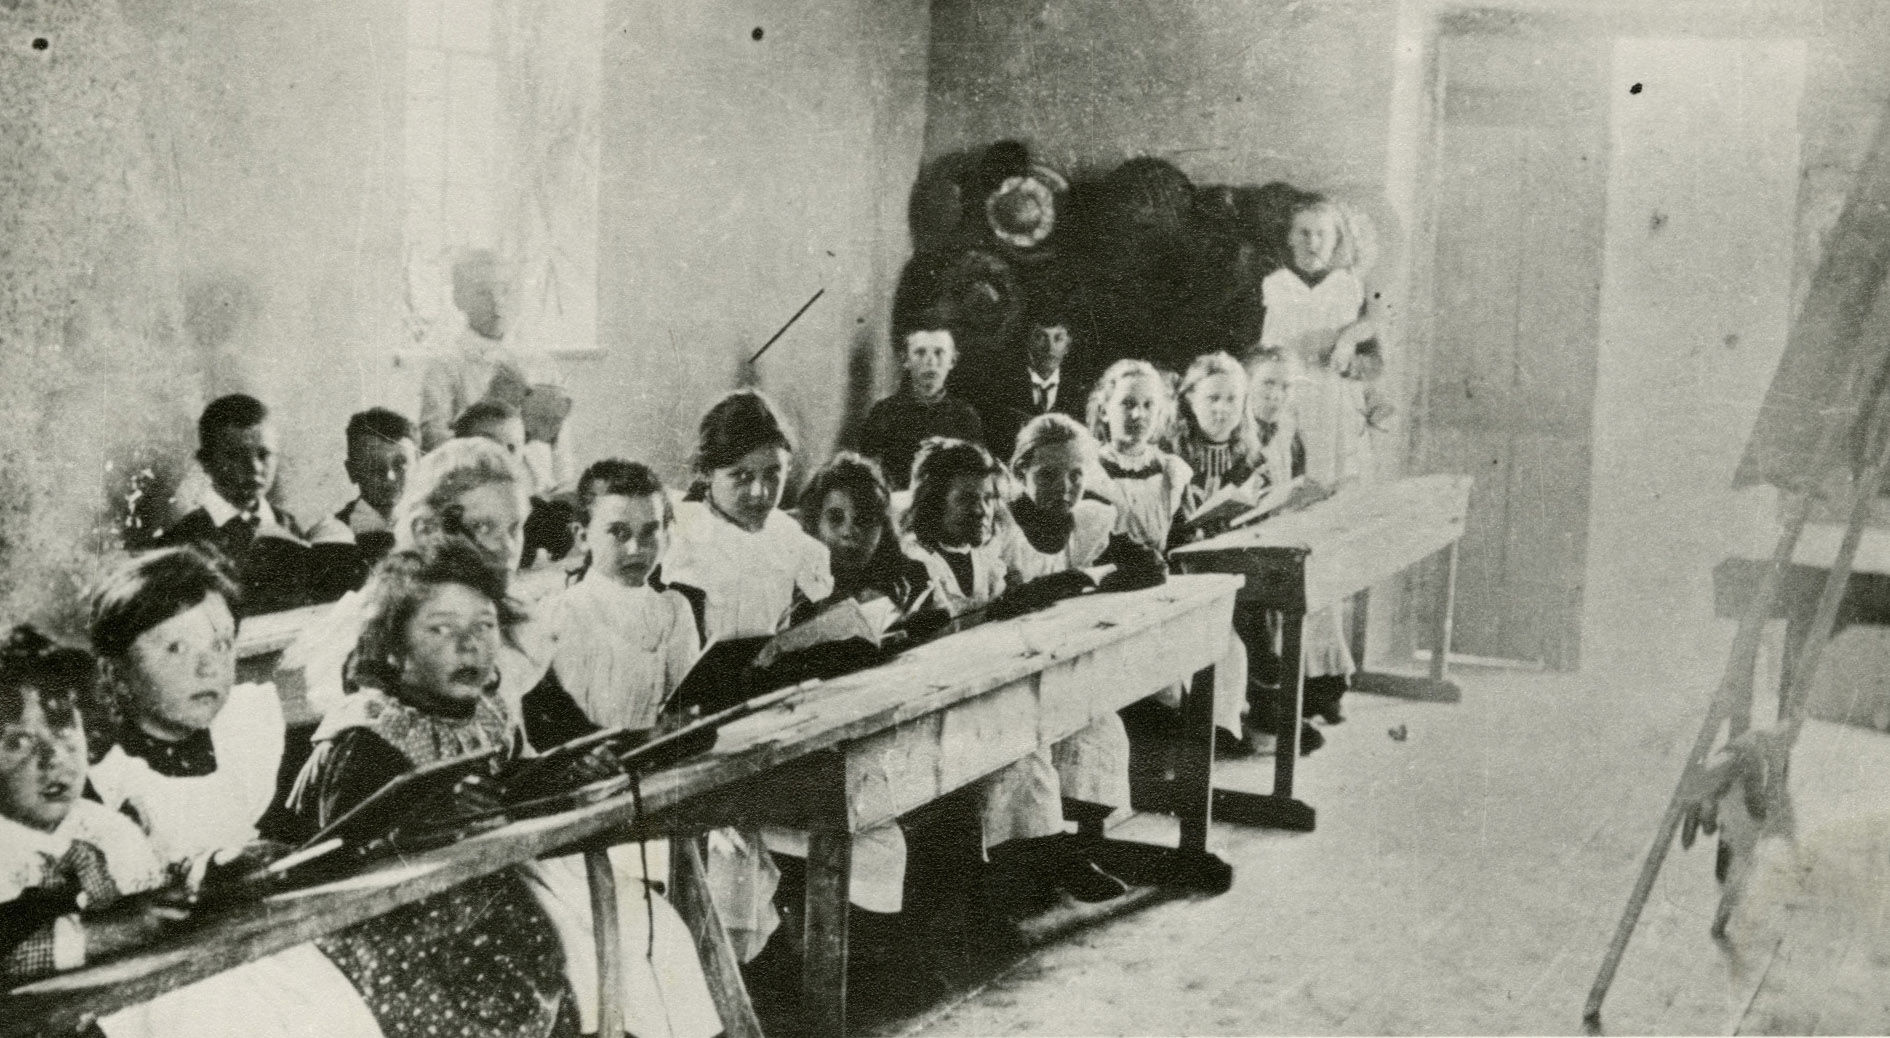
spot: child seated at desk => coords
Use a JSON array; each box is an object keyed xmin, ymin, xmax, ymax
[
  {"xmin": 1086, "ymin": 360, "xmax": 1192, "ymax": 554},
  {"xmin": 453, "ymin": 400, "xmax": 576, "ymax": 572},
  {"xmin": 1167, "ymin": 351, "xmax": 1268, "ymax": 544},
  {"xmin": 660, "ymin": 390, "xmax": 832, "ymax": 956},
  {"xmin": 335, "ymin": 408, "xmax": 417, "ymax": 581},
  {"xmin": 527, "ymin": 459, "xmax": 694, "ymax": 743},
  {"xmin": 155, "ymin": 394, "xmax": 354, "ymax": 614},
  {"xmin": 1243, "ymin": 346, "xmax": 1348, "ymax": 742},
  {"xmin": 900, "ymin": 437, "xmax": 1131, "ymax": 903},
  {"xmin": 0, "ymin": 626, "xmax": 390, "ymax": 1038},
  {"xmin": 796, "ymin": 452, "xmax": 934, "ymax": 614},
  {"xmin": 79, "ymin": 551, "xmax": 387, "ymax": 1038},
  {"xmin": 1, "ymin": 627, "xmax": 182, "ymax": 986},
  {"xmin": 292, "ymin": 542, "xmax": 720, "ymax": 1038}
]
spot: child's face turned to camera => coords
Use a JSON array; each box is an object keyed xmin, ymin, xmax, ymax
[
  {"xmin": 399, "ymin": 582, "xmax": 500, "ymax": 712},
  {"xmin": 1104, "ymin": 373, "xmax": 1162, "ymax": 452},
  {"xmin": 903, "ymin": 330, "xmax": 957, "ymax": 403},
  {"xmin": 708, "ymin": 446, "xmax": 789, "ymax": 534},
  {"xmin": 1019, "ymin": 442, "xmax": 1085, "ymax": 517},
  {"xmin": 1187, "ymin": 372, "xmax": 1244, "ymax": 445},
  {"xmin": 1249, "ymin": 361, "xmax": 1292, "ymax": 425},
  {"xmin": 122, "ymin": 594, "xmax": 237, "ymax": 742},
  {"xmin": 202, "ymin": 420, "xmax": 279, "ymax": 511},
  {"xmin": 584, "ymin": 492, "xmax": 668, "ymax": 588},
  {"xmin": 816, "ymin": 490, "xmax": 882, "ymax": 580},
  {"xmin": 0, "ymin": 686, "xmax": 86, "ymax": 833},
  {"xmin": 938, "ymin": 473, "xmax": 1001, "ymax": 548},
  {"xmin": 347, "ymin": 434, "xmax": 416, "ymax": 518},
  {"xmin": 1288, "ymin": 209, "xmax": 1338, "ymax": 276}
]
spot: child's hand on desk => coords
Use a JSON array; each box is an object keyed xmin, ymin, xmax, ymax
[{"xmin": 82, "ymin": 892, "xmax": 193, "ymax": 960}]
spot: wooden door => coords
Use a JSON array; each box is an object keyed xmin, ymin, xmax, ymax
[{"xmin": 1412, "ymin": 26, "xmax": 1608, "ymax": 669}]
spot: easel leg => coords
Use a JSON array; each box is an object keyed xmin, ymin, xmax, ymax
[
  {"xmin": 1176, "ymin": 664, "xmax": 1216, "ymax": 855},
  {"xmin": 803, "ymin": 830, "xmax": 852, "ymax": 1038},
  {"xmin": 671, "ymin": 835, "xmax": 765, "ymax": 1038},
  {"xmin": 583, "ymin": 848, "xmax": 625, "ymax": 1038}
]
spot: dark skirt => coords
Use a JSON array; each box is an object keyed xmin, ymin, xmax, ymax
[{"xmin": 318, "ymin": 869, "xmax": 577, "ymax": 1038}]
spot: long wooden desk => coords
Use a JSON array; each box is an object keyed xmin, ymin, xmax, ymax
[
  {"xmin": 1169, "ymin": 475, "xmax": 1474, "ymax": 832},
  {"xmin": 660, "ymin": 573, "xmax": 1244, "ymax": 1036},
  {"xmin": 8, "ymin": 575, "xmax": 1243, "ymax": 1038}
]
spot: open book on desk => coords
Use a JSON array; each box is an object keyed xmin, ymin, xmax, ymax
[
  {"xmin": 1181, "ymin": 476, "xmax": 1310, "ymax": 538},
  {"xmin": 666, "ymin": 591, "xmax": 935, "ymax": 718}
]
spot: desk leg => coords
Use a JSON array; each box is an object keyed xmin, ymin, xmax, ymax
[
  {"xmin": 671, "ymin": 836, "xmax": 765, "ymax": 1038},
  {"xmin": 1351, "ymin": 545, "xmax": 1465, "ymax": 704},
  {"xmin": 1276, "ymin": 610, "xmax": 1305, "ymax": 797},
  {"xmin": 583, "ymin": 849, "xmax": 625, "ymax": 1038},
  {"xmin": 803, "ymin": 829, "xmax": 852, "ymax": 1038},
  {"xmin": 1176, "ymin": 664, "xmax": 1216, "ymax": 854},
  {"xmin": 1142, "ymin": 613, "xmax": 1316, "ymax": 833},
  {"xmin": 1430, "ymin": 541, "xmax": 1459, "ymax": 684}
]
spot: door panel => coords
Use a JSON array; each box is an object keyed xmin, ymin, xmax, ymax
[{"xmin": 1413, "ymin": 27, "xmax": 1608, "ymax": 669}]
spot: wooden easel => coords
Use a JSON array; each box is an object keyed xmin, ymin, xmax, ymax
[{"xmin": 1581, "ymin": 95, "xmax": 1890, "ymax": 1033}]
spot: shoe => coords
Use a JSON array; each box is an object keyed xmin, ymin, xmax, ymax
[
  {"xmin": 1058, "ymin": 857, "xmax": 1129, "ymax": 903},
  {"xmin": 1316, "ymin": 704, "xmax": 1345, "ymax": 725},
  {"xmin": 1298, "ymin": 721, "xmax": 1325, "ymax": 756},
  {"xmin": 1215, "ymin": 728, "xmax": 1257, "ymax": 758}
]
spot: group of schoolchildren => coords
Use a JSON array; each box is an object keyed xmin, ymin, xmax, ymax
[{"xmin": 0, "ymin": 193, "xmax": 1381, "ymax": 1038}]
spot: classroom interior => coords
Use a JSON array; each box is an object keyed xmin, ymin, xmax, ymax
[{"xmin": 10, "ymin": 0, "xmax": 1890, "ymax": 1034}]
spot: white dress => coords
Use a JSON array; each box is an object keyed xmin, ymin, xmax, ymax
[
  {"xmin": 663, "ymin": 501, "xmax": 834, "ymax": 642},
  {"xmin": 541, "ymin": 576, "xmax": 698, "ymax": 732},
  {"xmin": 1260, "ymin": 266, "xmax": 1373, "ymax": 485},
  {"xmin": 85, "ymin": 684, "xmax": 384, "ymax": 1038},
  {"xmin": 660, "ymin": 503, "xmax": 837, "ymax": 937}
]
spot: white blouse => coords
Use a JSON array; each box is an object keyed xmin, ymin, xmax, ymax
[
  {"xmin": 541, "ymin": 576, "xmax": 699, "ymax": 731},
  {"xmin": 901, "ymin": 534, "xmax": 1007, "ymax": 615},
  {"xmin": 663, "ymin": 501, "xmax": 833, "ymax": 641},
  {"xmin": 89, "ymin": 682, "xmax": 283, "ymax": 863}
]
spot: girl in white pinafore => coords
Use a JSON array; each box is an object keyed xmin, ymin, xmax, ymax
[
  {"xmin": 85, "ymin": 551, "xmax": 386, "ymax": 1038},
  {"xmin": 661, "ymin": 391, "xmax": 898, "ymax": 949},
  {"xmin": 898, "ymin": 436, "xmax": 1131, "ymax": 902},
  {"xmin": 1257, "ymin": 193, "xmax": 1379, "ymax": 489}
]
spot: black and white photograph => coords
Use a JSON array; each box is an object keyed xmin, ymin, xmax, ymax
[{"xmin": 3, "ymin": 1, "xmax": 1889, "ymax": 1035}]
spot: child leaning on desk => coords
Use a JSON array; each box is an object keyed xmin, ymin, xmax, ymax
[
  {"xmin": 661, "ymin": 392, "xmax": 921, "ymax": 949},
  {"xmin": 898, "ymin": 437, "xmax": 1134, "ymax": 904},
  {"xmin": 0, "ymin": 624, "xmax": 384, "ymax": 1038}
]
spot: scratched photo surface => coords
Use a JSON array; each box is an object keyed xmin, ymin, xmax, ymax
[{"xmin": 6, "ymin": 1, "xmax": 1890, "ymax": 1035}]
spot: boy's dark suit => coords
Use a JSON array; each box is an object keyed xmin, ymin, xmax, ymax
[
  {"xmin": 967, "ymin": 365, "xmax": 1088, "ymax": 463},
  {"xmin": 157, "ymin": 496, "xmax": 359, "ymax": 614}
]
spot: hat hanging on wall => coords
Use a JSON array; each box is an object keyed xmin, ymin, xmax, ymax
[{"xmin": 984, "ymin": 163, "xmax": 1069, "ymax": 250}]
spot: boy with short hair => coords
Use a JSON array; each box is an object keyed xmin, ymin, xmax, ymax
[
  {"xmin": 335, "ymin": 407, "xmax": 416, "ymax": 574},
  {"xmin": 856, "ymin": 322, "xmax": 985, "ymax": 490},
  {"xmin": 968, "ymin": 317, "xmax": 1088, "ymax": 461},
  {"xmin": 158, "ymin": 394, "xmax": 341, "ymax": 614}
]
